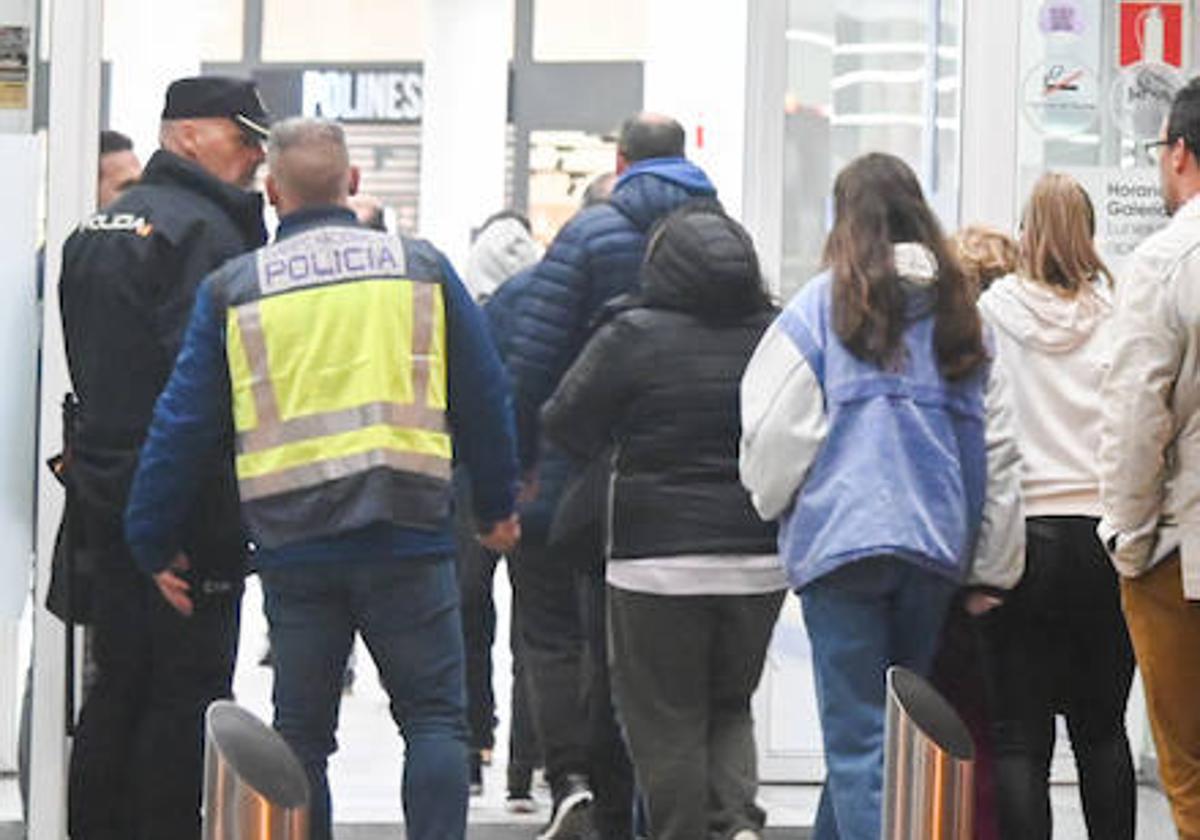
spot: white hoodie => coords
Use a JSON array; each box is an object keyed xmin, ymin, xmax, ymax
[
  {"xmin": 463, "ymin": 216, "xmax": 543, "ymax": 300},
  {"xmin": 978, "ymin": 273, "xmax": 1114, "ymax": 518}
]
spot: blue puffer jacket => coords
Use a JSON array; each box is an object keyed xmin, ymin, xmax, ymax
[
  {"xmin": 482, "ymin": 267, "xmax": 569, "ymax": 543},
  {"xmin": 509, "ymin": 158, "xmax": 717, "ymax": 417},
  {"xmin": 506, "ymin": 158, "xmax": 717, "ymax": 528}
]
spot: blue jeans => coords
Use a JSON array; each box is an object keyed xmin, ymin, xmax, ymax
[
  {"xmin": 260, "ymin": 555, "xmax": 468, "ymax": 840},
  {"xmin": 800, "ymin": 557, "xmax": 956, "ymax": 840}
]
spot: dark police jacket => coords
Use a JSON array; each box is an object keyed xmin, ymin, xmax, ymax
[{"xmin": 59, "ymin": 149, "xmax": 267, "ymax": 573}]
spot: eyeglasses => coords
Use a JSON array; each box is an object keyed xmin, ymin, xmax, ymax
[{"xmin": 1145, "ymin": 138, "xmax": 1173, "ymax": 154}]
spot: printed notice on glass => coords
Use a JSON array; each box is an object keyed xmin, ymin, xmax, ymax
[
  {"xmin": 1065, "ymin": 166, "xmax": 1168, "ymax": 272},
  {"xmin": 0, "ymin": 26, "xmax": 30, "ymax": 110}
]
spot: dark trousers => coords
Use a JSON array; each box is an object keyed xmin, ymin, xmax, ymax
[
  {"xmin": 507, "ymin": 541, "xmax": 589, "ymax": 791},
  {"xmin": 608, "ymin": 586, "xmax": 783, "ymax": 840},
  {"xmin": 454, "ymin": 525, "xmax": 540, "ymax": 775},
  {"xmin": 578, "ymin": 571, "xmax": 636, "ymax": 840},
  {"xmin": 979, "ymin": 516, "xmax": 1136, "ymax": 840},
  {"xmin": 261, "ymin": 556, "xmax": 469, "ymax": 840},
  {"xmin": 67, "ymin": 521, "xmax": 241, "ymax": 840},
  {"xmin": 931, "ymin": 598, "xmax": 1000, "ymax": 840}
]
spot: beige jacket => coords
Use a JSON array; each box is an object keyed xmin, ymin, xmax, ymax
[{"xmin": 1099, "ymin": 196, "xmax": 1200, "ymax": 599}]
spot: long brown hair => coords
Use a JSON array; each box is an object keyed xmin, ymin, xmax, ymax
[
  {"xmin": 1019, "ymin": 173, "xmax": 1114, "ymax": 293},
  {"xmin": 823, "ymin": 153, "xmax": 986, "ymax": 380}
]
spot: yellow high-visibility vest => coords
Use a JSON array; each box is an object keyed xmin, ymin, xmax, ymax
[{"xmin": 212, "ymin": 223, "xmax": 453, "ymax": 548}]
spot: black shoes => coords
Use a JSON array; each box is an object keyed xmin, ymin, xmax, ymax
[
  {"xmin": 506, "ymin": 762, "xmax": 537, "ymax": 813},
  {"xmin": 469, "ymin": 750, "xmax": 484, "ymax": 796},
  {"xmin": 537, "ymin": 774, "xmax": 593, "ymax": 839}
]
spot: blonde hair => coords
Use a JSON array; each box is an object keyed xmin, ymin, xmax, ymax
[
  {"xmin": 953, "ymin": 225, "xmax": 1019, "ymax": 294},
  {"xmin": 1019, "ymin": 173, "xmax": 1113, "ymax": 294}
]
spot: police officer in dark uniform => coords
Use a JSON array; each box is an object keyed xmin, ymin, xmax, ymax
[{"xmin": 58, "ymin": 76, "xmax": 269, "ymax": 840}]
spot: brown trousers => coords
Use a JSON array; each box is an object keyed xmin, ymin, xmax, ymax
[{"xmin": 1122, "ymin": 553, "xmax": 1200, "ymax": 840}]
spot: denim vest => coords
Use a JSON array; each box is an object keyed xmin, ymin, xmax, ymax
[{"xmin": 778, "ymin": 271, "xmax": 988, "ymax": 590}]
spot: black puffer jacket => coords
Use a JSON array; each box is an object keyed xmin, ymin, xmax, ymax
[{"xmin": 542, "ymin": 207, "xmax": 777, "ymax": 560}]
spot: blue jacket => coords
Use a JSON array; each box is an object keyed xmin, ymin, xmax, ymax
[
  {"xmin": 506, "ymin": 157, "xmax": 716, "ymax": 520},
  {"xmin": 744, "ymin": 272, "xmax": 988, "ymax": 588},
  {"xmin": 482, "ymin": 267, "xmax": 566, "ymax": 542},
  {"xmin": 124, "ymin": 206, "xmax": 518, "ymax": 573}
]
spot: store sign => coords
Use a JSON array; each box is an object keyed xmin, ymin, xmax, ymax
[
  {"xmin": 1119, "ymin": 2, "xmax": 1184, "ymax": 67},
  {"xmin": 1068, "ymin": 167, "xmax": 1168, "ymax": 266},
  {"xmin": 301, "ymin": 69, "xmax": 423, "ymax": 123}
]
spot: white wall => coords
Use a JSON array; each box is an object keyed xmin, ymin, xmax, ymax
[
  {"xmin": 418, "ymin": 0, "xmax": 512, "ymax": 269},
  {"xmin": 102, "ymin": 0, "xmax": 201, "ymax": 158},
  {"xmin": 959, "ymin": 0, "xmax": 1019, "ymax": 231},
  {"xmin": 0, "ymin": 0, "xmax": 38, "ymax": 780},
  {"xmin": 262, "ymin": 0, "xmax": 426, "ymax": 62},
  {"xmin": 642, "ymin": 0, "xmax": 749, "ymax": 222},
  {"xmin": 30, "ymin": 1, "xmax": 103, "ymax": 835},
  {"xmin": 533, "ymin": 0, "xmax": 645, "ymax": 62}
]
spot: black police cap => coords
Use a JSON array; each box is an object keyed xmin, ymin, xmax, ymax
[{"xmin": 161, "ymin": 76, "xmax": 271, "ymax": 139}]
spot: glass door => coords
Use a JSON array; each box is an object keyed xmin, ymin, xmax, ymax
[
  {"xmin": 1012, "ymin": 0, "xmax": 1198, "ymax": 783},
  {"xmin": 778, "ymin": 0, "xmax": 963, "ymax": 300},
  {"xmin": 750, "ymin": 0, "xmax": 964, "ymax": 785}
]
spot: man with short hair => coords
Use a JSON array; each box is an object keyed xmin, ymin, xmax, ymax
[
  {"xmin": 507, "ymin": 111, "xmax": 717, "ymax": 840},
  {"xmin": 124, "ymin": 117, "xmax": 520, "ymax": 840},
  {"xmin": 1099, "ymin": 77, "xmax": 1200, "ymax": 839},
  {"xmin": 97, "ymin": 129, "xmax": 142, "ymax": 208},
  {"xmin": 59, "ymin": 76, "xmax": 270, "ymax": 840}
]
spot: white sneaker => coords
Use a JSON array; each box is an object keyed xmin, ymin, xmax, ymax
[{"xmin": 731, "ymin": 831, "xmax": 761, "ymax": 840}]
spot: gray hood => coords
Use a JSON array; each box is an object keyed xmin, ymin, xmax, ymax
[
  {"xmin": 463, "ymin": 216, "xmax": 543, "ymax": 300},
  {"xmin": 978, "ymin": 273, "xmax": 1112, "ymax": 353}
]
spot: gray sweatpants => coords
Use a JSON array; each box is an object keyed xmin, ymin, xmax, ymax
[{"xmin": 607, "ymin": 586, "xmax": 784, "ymax": 840}]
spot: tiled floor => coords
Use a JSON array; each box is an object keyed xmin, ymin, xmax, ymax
[
  {"xmin": 0, "ymin": 576, "xmax": 1179, "ymax": 839},
  {"xmin": 231, "ymin": 577, "xmax": 1178, "ymax": 839},
  {"xmin": 0, "ymin": 783, "xmax": 1174, "ymax": 838}
]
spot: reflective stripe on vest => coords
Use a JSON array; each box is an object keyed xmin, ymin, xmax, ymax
[{"xmin": 225, "ymin": 247, "xmax": 450, "ymax": 502}]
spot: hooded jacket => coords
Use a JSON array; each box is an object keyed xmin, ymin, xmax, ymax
[
  {"xmin": 507, "ymin": 157, "xmax": 718, "ymax": 470},
  {"xmin": 480, "ymin": 266, "xmax": 570, "ymax": 543},
  {"xmin": 504, "ymin": 157, "xmax": 717, "ymax": 555},
  {"xmin": 541, "ymin": 207, "xmax": 776, "ymax": 560},
  {"xmin": 463, "ymin": 214, "xmax": 543, "ymax": 300},
  {"xmin": 740, "ymin": 244, "xmax": 1025, "ymax": 592},
  {"xmin": 979, "ymin": 273, "xmax": 1114, "ymax": 517}
]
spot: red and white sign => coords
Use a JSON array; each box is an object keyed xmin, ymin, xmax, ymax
[{"xmin": 1120, "ymin": 2, "xmax": 1185, "ymax": 67}]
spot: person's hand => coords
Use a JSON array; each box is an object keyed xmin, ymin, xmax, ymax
[
  {"xmin": 479, "ymin": 515, "xmax": 521, "ymax": 553},
  {"xmin": 964, "ymin": 591, "xmax": 1003, "ymax": 616},
  {"xmin": 154, "ymin": 553, "xmax": 193, "ymax": 617}
]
